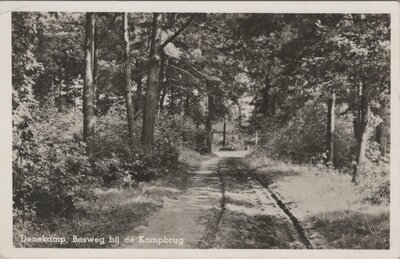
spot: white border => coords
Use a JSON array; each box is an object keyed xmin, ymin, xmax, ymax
[{"xmin": 0, "ymin": 2, "xmax": 399, "ymax": 259}]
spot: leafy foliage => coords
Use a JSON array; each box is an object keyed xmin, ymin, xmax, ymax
[
  {"xmin": 13, "ymin": 108, "xmax": 94, "ymax": 222},
  {"xmin": 12, "ymin": 11, "xmax": 390, "ymax": 237}
]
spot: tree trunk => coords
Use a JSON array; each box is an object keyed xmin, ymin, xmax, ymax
[
  {"xmin": 353, "ymin": 81, "xmax": 362, "ymax": 139},
  {"xmin": 352, "ymin": 116, "xmax": 359, "ymax": 139},
  {"xmin": 158, "ymin": 51, "xmax": 166, "ymax": 113},
  {"xmin": 326, "ymin": 92, "xmax": 336, "ymax": 165},
  {"xmin": 270, "ymin": 98, "xmax": 276, "ymax": 116},
  {"xmin": 56, "ymin": 75, "xmax": 63, "ymax": 112},
  {"xmin": 205, "ymin": 84, "xmax": 214, "ymax": 153},
  {"xmin": 83, "ymin": 12, "xmax": 96, "ymax": 161},
  {"xmin": 184, "ymin": 93, "xmax": 190, "ymax": 116},
  {"xmin": 223, "ymin": 117, "xmax": 226, "ymax": 147},
  {"xmin": 142, "ymin": 13, "xmax": 163, "ymax": 153},
  {"xmin": 261, "ymin": 78, "xmax": 270, "ymax": 116},
  {"xmin": 50, "ymin": 76, "xmax": 55, "ymax": 108},
  {"xmin": 375, "ymin": 123, "xmax": 386, "ymax": 156},
  {"xmin": 134, "ymin": 76, "xmax": 142, "ymax": 115},
  {"xmin": 355, "ymin": 106, "xmax": 370, "ymax": 169},
  {"xmin": 375, "ymin": 100, "xmax": 387, "ymax": 156},
  {"xmin": 169, "ymin": 87, "xmax": 175, "ymax": 113},
  {"xmin": 92, "ymin": 18, "xmax": 98, "ymax": 114},
  {"xmin": 353, "ymin": 81, "xmax": 369, "ymax": 182},
  {"xmin": 93, "ymin": 47, "xmax": 98, "ymax": 112},
  {"xmin": 123, "ymin": 12, "xmax": 135, "ymax": 146}
]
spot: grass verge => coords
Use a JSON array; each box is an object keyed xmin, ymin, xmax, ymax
[
  {"xmin": 309, "ymin": 210, "xmax": 389, "ymax": 249},
  {"xmin": 244, "ymin": 152, "xmax": 390, "ymax": 249}
]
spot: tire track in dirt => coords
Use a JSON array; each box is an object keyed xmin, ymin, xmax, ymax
[
  {"xmin": 198, "ymin": 159, "xmax": 227, "ymax": 248},
  {"xmin": 213, "ymin": 157, "xmax": 303, "ymax": 249},
  {"xmin": 252, "ymin": 173, "xmax": 313, "ymax": 249},
  {"xmin": 123, "ymin": 156, "xmax": 223, "ymax": 248}
]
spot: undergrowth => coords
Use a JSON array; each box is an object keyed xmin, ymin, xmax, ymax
[{"xmin": 14, "ymin": 148, "xmax": 202, "ymax": 248}]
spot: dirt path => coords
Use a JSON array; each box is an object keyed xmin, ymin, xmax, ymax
[
  {"xmin": 124, "ymin": 152, "xmax": 311, "ymax": 249},
  {"xmin": 214, "ymin": 157, "xmax": 306, "ymax": 249},
  {"xmin": 124, "ymin": 156, "xmax": 223, "ymax": 248}
]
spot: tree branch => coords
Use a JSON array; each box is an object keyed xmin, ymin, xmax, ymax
[
  {"xmin": 338, "ymin": 106, "xmax": 352, "ymax": 116},
  {"xmin": 60, "ymin": 22, "xmax": 85, "ymax": 27},
  {"xmin": 168, "ymin": 64, "xmax": 202, "ymax": 84},
  {"xmin": 160, "ymin": 14, "xmax": 197, "ymax": 49},
  {"xmin": 169, "ymin": 83, "xmax": 194, "ymax": 94},
  {"xmin": 98, "ymin": 60, "xmax": 124, "ymax": 74},
  {"xmin": 182, "ymin": 61, "xmax": 220, "ymax": 83}
]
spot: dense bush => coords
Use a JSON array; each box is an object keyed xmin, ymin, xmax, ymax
[
  {"xmin": 258, "ymin": 100, "xmax": 386, "ymax": 170},
  {"xmin": 95, "ymin": 103, "xmax": 133, "ymax": 159},
  {"xmin": 13, "ymin": 106, "xmax": 95, "ymax": 223},
  {"xmin": 333, "ymin": 114, "xmax": 356, "ymax": 167},
  {"xmin": 260, "ymin": 101, "xmax": 327, "ymax": 164},
  {"xmin": 95, "ymin": 105, "xmax": 195, "ymax": 186}
]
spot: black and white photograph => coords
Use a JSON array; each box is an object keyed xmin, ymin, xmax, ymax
[{"xmin": 1, "ymin": 1, "xmax": 399, "ymax": 259}]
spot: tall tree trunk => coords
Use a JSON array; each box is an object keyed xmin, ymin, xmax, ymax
[
  {"xmin": 184, "ymin": 93, "xmax": 190, "ymax": 116},
  {"xmin": 123, "ymin": 12, "xmax": 135, "ymax": 146},
  {"xmin": 326, "ymin": 92, "xmax": 336, "ymax": 165},
  {"xmin": 375, "ymin": 122, "xmax": 386, "ymax": 156},
  {"xmin": 92, "ymin": 18, "xmax": 98, "ymax": 114},
  {"xmin": 134, "ymin": 75, "xmax": 143, "ymax": 115},
  {"xmin": 142, "ymin": 13, "xmax": 163, "ymax": 153},
  {"xmin": 83, "ymin": 13, "xmax": 96, "ymax": 161},
  {"xmin": 353, "ymin": 81, "xmax": 369, "ymax": 182},
  {"xmin": 56, "ymin": 75, "xmax": 63, "ymax": 112},
  {"xmin": 223, "ymin": 117, "xmax": 226, "ymax": 147},
  {"xmin": 270, "ymin": 98, "xmax": 276, "ymax": 116},
  {"xmin": 205, "ymin": 83, "xmax": 214, "ymax": 153},
  {"xmin": 353, "ymin": 81, "xmax": 362, "ymax": 139},
  {"xmin": 158, "ymin": 51, "xmax": 166, "ymax": 113},
  {"xmin": 375, "ymin": 100, "xmax": 387, "ymax": 156},
  {"xmin": 50, "ymin": 76, "xmax": 55, "ymax": 108},
  {"xmin": 169, "ymin": 87, "xmax": 175, "ymax": 113},
  {"xmin": 261, "ymin": 78, "xmax": 270, "ymax": 116},
  {"xmin": 238, "ymin": 106, "xmax": 243, "ymax": 129}
]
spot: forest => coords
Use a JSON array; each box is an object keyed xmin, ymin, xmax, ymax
[{"xmin": 12, "ymin": 12, "xmax": 390, "ymax": 249}]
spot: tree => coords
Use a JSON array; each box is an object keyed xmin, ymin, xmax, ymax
[
  {"xmin": 123, "ymin": 12, "xmax": 136, "ymax": 146},
  {"xmin": 83, "ymin": 13, "xmax": 96, "ymax": 161},
  {"xmin": 353, "ymin": 80, "xmax": 370, "ymax": 181},
  {"xmin": 205, "ymin": 81, "xmax": 215, "ymax": 152},
  {"xmin": 142, "ymin": 13, "xmax": 163, "ymax": 152},
  {"xmin": 326, "ymin": 91, "xmax": 336, "ymax": 164},
  {"xmin": 142, "ymin": 13, "xmax": 197, "ymax": 152}
]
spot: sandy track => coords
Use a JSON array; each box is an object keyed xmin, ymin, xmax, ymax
[
  {"xmin": 214, "ymin": 158, "xmax": 305, "ymax": 249},
  {"xmin": 124, "ymin": 156, "xmax": 223, "ymax": 248},
  {"xmin": 123, "ymin": 152, "xmax": 308, "ymax": 249}
]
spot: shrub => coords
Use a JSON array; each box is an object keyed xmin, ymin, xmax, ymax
[
  {"xmin": 13, "ymin": 107, "xmax": 95, "ymax": 223},
  {"xmin": 94, "ymin": 107, "xmax": 189, "ymax": 186},
  {"xmin": 261, "ymin": 101, "xmax": 326, "ymax": 163},
  {"xmin": 95, "ymin": 103, "xmax": 133, "ymax": 160}
]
